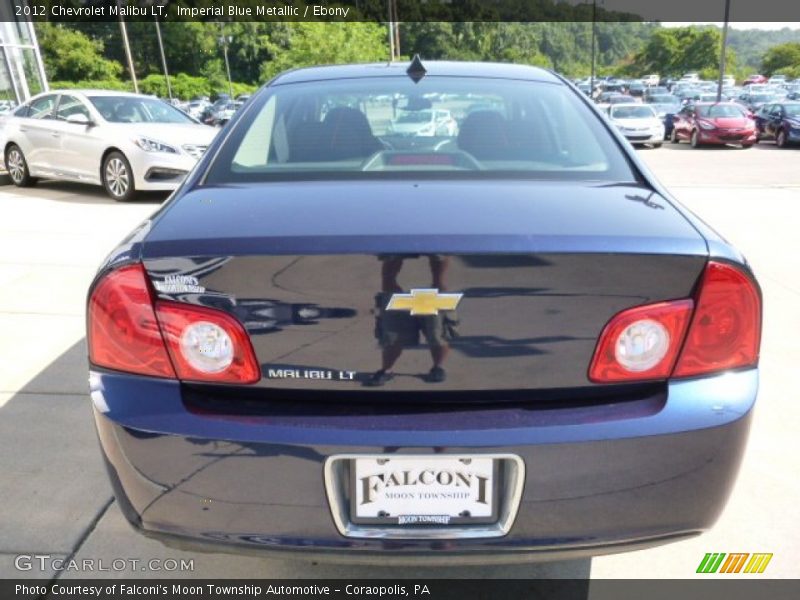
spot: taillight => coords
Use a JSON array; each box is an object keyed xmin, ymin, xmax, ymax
[
  {"xmin": 155, "ymin": 301, "xmax": 260, "ymax": 384},
  {"xmin": 588, "ymin": 261, "xmax": 761, "ymax": 383},
  {"xmin": 673, "ymin": 261, "xmax": 761, "ymax": 378},
  {"xmin": 88, "ymin": 263, "xmax": 260, "ymax": 384},
  {"xmin": 588, "ymin": 300, "xmax": 693, "ymax": 383},
  {"xmin": 88, "ymin": 264, "xmax": 175, "ymax": 378}
]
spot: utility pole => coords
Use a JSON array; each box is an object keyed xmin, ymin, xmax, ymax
[
  {"xmin": 154, "ymin": 19, "xmax": 172, "ymax": 100},
  {"xmin": 392, "ymin": 0, "xmax": 400, "ymax": 58},
  {"xmin": 590, "ymin": 0, "xmax": 597, "ymax": 98},
  {"xmin": 218, "ymin": 23, "xmax": 234, "ymax": 98},
  {"xmin": 118, "ymin": 2, "xmax": 138, "ymax": 93},
  {"xmin": 717, "ymin": 0, "xmax": 731, "ymax": 102},
  {"xmin": 387, "ymin": 0, "xmax": 395, "ymax": 61}
]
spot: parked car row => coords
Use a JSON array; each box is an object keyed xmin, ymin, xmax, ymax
[
  {"xmin": 576, "ymin": 73, "xmax": 800, "ymax": 104},
  {"xmin": 1, "ymin": 90, "xmax": 218, "ymax": 201},
  {"xmin": 582, "ymin": 75, "xmax": 800, "ymax": 151},
  {"xmin": 172, "ymin": 93, "xmax": 250, "ymax": 126}
]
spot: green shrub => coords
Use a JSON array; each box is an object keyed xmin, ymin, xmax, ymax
[
  {"xmin": 47, "ymin": 75, "xmax": 257, "ymax": 100},
  {"xmin": 48, "ymin": 79, "xmax": 133, "ymax": 92},
  {"xmin": 139, "ymin": 73, "xmax": 211, "ymax": 100}
]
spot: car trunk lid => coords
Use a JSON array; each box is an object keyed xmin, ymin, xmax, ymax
[{"xmin": 141, "ymin": 181, "xmax": 707, "ymax": 393}]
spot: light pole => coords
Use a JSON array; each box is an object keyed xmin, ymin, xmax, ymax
[
  {"xmin": 392, "ymin": 0, "xmax": 400, "ymax": 58},
  {"xmin": 717, "ymin": 0, "xmax": 731, "ymax": 102},
  {"xmin": 218, "ymin": 23, "xmax": 234, "ymax": 98},
  {"xmin": 387, "ymin": 0, "xmax": 395, "ymax": 61},
  {"xmin": 154, "ymin": 19, "xmax": 172, "ymax": 100},
  {"xmin": 590, "ymin": 0, "xmax": 597, "ymax": 98},
  {"xmin": 118, "ymin": 1, "xmax": 138, "ymax": 93}
]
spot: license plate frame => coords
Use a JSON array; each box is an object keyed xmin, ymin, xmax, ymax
[{"xmin": 349, "ymin": 456, "xmax": 500, "ymax": 526}]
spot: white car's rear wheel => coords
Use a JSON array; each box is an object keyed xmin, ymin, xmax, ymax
[{"xmin": 102, "ymin": 152, "xmax": 136, "ymax": 202}]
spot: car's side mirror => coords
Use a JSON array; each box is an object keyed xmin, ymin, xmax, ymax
[{"xmin": 65, "ymin": 113, "xmax": 94, "ymax": 126}]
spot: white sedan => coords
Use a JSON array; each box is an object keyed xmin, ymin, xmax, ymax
[
  {"xmin": 389, "ymin": 108, "xmax": 457, "ymax": 136},
  {"xmin": 607, "ymin": 104, "xmax": 664, "ymax": 148},
  {"xmin": 1, "ymin": 90, "xmax": 218, "ymax": 201}
]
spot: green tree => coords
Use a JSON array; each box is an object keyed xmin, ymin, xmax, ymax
[
  {"xmin": 631, "ymin": 26, "xmax": 734, "ymax": 79},
  {"xmin": 36, "ymin": 23, "xmax": 123, "ymax": 81},
  {"xmin": 727, "ymin": 28, "xmax": 800, "ymax": 73},
  {"xmin": 400, "ymin": 22, "xmax": 461, "ymax": 60},
  {"xmin": 761, "ymin": 42, "xmax": 800, "ymax": 77},
  {"xmin": 259, "ymin": 22, "xmax": 388, "ymax": 81}
]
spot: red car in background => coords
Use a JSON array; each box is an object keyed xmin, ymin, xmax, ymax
[
  {"xmin": 744, "ymin": 74, "xmax": 768, "ymax": 86},
  {"xmin": 670, "ymin": 102, "xmax": 757, "ymax": 148}
]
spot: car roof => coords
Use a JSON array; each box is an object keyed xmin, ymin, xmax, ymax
[
  {"xmin": 44, "ymin": 89, "xmax": 153, "ymax": 98},
  {"xmin": 270, "ymin": 60, "xmax": 561, "ymax": 85}
]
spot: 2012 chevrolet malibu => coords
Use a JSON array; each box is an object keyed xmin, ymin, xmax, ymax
[{"xmin": 87, "ymin": 60, "xmax": 761, "ymax": 563}]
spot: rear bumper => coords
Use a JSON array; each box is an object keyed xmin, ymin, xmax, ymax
[{"xmin": 91, "ymin": 368, "xmax": 757, "ymax": 563}]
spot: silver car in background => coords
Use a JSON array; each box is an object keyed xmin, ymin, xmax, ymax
[
  {"xmin": 1, "ymin": 90, "xmax": 217, "ymax": 201},
  {"xmin": 607, "ymin": 103, "xmax": 664, "ymax": 148}
]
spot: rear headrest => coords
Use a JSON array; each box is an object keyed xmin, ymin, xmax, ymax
[
  {"xmin": 322, "ymin": 107, "xmax": 382, "ymax": 160},
  {"xmin": 457, "ymin": 110, "xmax": 510, "ymax": 160}
]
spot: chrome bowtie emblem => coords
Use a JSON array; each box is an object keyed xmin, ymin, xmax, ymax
[{"xmin": 386, "ymin": 288, "xmax": 462, "ymax": 316}]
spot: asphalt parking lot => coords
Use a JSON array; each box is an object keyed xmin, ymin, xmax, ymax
[{"xmin": 0, "ymin": 142, "xmax": 797, "ymax": 581}]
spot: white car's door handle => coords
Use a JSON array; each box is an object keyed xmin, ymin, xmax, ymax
[{"xmin": 51, "ymin": 132, "xmax": 61, "ymax": 138}]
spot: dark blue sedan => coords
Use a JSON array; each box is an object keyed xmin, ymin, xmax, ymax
[
  {"xmin": 87, "ymin": 60, "xmax": 761, "ymax": 563},
  {"xmin": 754, "ymin": 101, "xmax": 800, "ymax": 147}
]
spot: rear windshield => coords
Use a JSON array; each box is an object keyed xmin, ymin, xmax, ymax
[{"xmin": 205, "ymin": 77, "xmax": 636, "ymax": 183}]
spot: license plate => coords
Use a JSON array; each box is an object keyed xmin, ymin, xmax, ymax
[{"xmin": 351, "ymin": 456, "xmax": 497, "ymax": 525}]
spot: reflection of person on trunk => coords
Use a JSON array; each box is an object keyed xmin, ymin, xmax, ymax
[{"xmin": 367, "ymin": 255, "xmax": 458, "ymax": 387}]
